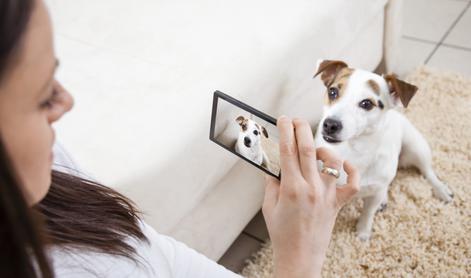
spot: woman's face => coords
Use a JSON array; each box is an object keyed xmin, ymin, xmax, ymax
[{"xmin": 0, "ymin": 0, "xmax": 74, "ymax": 205}]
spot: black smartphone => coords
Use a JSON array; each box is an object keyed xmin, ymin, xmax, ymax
[{"xmin": 210, "ymin": 90, "xmax": 281, "ymax": 179}]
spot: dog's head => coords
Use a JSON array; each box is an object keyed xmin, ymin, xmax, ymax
[
  {"xmin": 314, "ymin": 59, "xmax": 418, "ymax": 144},
  {"xmin": 235, "ymin": 116, "xmax": 269, "ymax": 148}
]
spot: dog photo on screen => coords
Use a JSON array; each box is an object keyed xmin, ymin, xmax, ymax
[
  {"xmin": 212, "ymin": 96, "xmax": 280, "ymax": 176},
  {"xmin": 234, "ymin": 115, "xmax": 270, "ymax": 168}
]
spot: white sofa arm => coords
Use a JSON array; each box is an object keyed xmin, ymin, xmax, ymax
[{"xmin": 383, "ymin": 0, "xmax": 404, "ymax": 72}]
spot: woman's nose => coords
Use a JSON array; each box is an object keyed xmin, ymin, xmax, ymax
[
  {"xmin": 48, "ymin": 80, "xmax": 74, "ymax": 123},
  {"xmin": 62, "ymin": 86, "xmax": 74, "ymax": 113}
]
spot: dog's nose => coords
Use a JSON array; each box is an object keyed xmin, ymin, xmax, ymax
[
  {"xmin": 323, "ymin": 118, "xmax": 343, "ymax": 134},
  {"xmin": 244, "ymin": 137, "xmax": 251, "ymax": 146}
]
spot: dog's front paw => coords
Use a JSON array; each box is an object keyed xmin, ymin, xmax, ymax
[
  {"xmin": 433, "ymin": 186, "xmax": 453, "ymax": 203},
  {"xmin": 376, "ymin": 202, "xmax": 387, "ymax": 213},
  {"xmin": 357, "ymin": 231, "xmax": 371, "ymax": 241},
  {"xmin": 356, "ymin": 221, "xmax": 372, "ymax": 241}
]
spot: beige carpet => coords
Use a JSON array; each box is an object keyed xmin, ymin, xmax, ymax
[
  {"xmin": 261, "ymin": 136, "xmax": 280, "ymax": 175},
  {"xmin": 241, "ymin": 67, "xmax": 471, "ymax": 277}
]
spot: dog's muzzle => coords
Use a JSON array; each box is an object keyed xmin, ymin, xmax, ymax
[
  {"xmin": 322, "ymin": 118, "xmax": 343, "ymax": 143},
  {"xmin": 322, "ymin": 135, "xmax": 342, "ymax": 143},
  {"xmin": 244, "ymin": 137, "xmax": 251, "ymax": 147}
]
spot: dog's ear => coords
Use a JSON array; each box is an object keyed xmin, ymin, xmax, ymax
[
  {"xmin": 383, "ymin": 74, "xmax": 418, "ymax": 108},
  {"xmin": 314, "ymin": 59, "xmax": 349, "ymax": 87},
  {"xmin": 235, "ymin": 116, "xmax": 245, "ymax": 125},
  {"xmin": 261, "ymin": 126, "xmax": 269, "ymax": 138}
]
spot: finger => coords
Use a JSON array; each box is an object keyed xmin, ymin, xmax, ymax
[
  {"xmin": 316, "ymin": 147, "xmax": 343, "ymax": 185},
  {"xmin": 292, "ymin": 118, "xmax": 320, "ymax": 182},
  {"xmin": 336, "ymin": 160, "xmax": 360, "ymax": 206},
  {"xmin": 262, "ymin": 175, "xmax": 280, "ymax": 220},
  {"xmin": 277, "ymin": 116, "xmax": 302, "ymax": 180}
]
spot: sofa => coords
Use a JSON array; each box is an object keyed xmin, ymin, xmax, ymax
[{"xmin": 48, "ymin": 0, "xmax": 403, "ymax": 260}]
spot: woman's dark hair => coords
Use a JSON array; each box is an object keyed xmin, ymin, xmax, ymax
[
  {"xmin": 0, "ymin": 0, "xmax": 33, "ymax": 78},
  {"xmin": 0, "ymin": 136, "xmax": 53, "ymax": 278},
  {"xmin": 0, "ymin": 0, "xmax": 147, "ymax": 277}
]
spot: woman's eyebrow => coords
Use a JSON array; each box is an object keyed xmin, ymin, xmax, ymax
[{"xmin": 38, "ymin": 59, "xmax": 59, "ymax": 96}]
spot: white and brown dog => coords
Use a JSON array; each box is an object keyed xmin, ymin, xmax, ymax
[
  {"xmin": 313, "ymin": 60, "xmax": 453, "ymax": 241},
  {"xmin": 234, "ymin": 116, "xmax": 270, "ymax": 167}
]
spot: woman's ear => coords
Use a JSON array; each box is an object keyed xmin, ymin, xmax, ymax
[
  {"xmin": 314, "ymin": 59, "xmax": 349, "ymax": 87},
  {"xmin": 383, "ymin": 74, "xmax": 418, "ymax": 108}
]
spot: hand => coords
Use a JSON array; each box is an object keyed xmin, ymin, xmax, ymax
[{"xmin": 262, "ymin": 116, "xmax": 359, "ymax": 278}]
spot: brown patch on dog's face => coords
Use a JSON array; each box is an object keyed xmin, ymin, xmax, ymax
[
  {"xmin": 367, "ymin": 98, "xmax": 379, "ymax": 107},
  {"xmin": 367, "ymin": 79, "xmax": 380, "ymax": 96},
  {"xmin": 236, "ymin": 116, "xmax": 248, "ymax": 131},
  {"xmin": 323, "ymin": 67, "xmax": 354, "ymax": 105}
]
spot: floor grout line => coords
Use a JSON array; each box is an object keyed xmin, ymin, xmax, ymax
[
  {"xmin": 440, "ymin": 43, "xmax": 471, "ymax": 52},
  {"xmin": 402, "ymin": 35, "xmax": 438, "ymax": 45},
  {"xmin": 242, "ymin": 231, "xmax": 266, "ymax": 243},
  {"xmin": 425, "ymin": 1, "xmax": 471, "ymax": 64}
]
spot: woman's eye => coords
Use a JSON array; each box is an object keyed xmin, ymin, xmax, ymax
[
  {"xmin": 253, "ymin": 130, "xmax": 259, "ymax": 135},
  {"xmin": 359, "ymin": 99, "xmax": 374, "ymax": 110},
  {"xmin": 328, "ymin": 87, "xmax": 339, "ymax": 100}
]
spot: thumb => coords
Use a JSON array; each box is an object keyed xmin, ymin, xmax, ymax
[
  {"xmin": 262, "ymin": 175, "xmax": 280, "ymax": 219},
  {"xmin": 336, "ymin": 160, "xmax": 360, "ymax": 207}
]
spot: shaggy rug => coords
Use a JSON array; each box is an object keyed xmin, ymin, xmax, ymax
[
  {"xmin": 261, "ymin": 135, "xmax": 280, "ymax": 175},
  {"xmin": 241, "ymin": 67, "xmax": 471, "ymax": 277}
]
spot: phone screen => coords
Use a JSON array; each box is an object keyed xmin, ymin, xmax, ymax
[{"xmin": 210, "ymin": 91, "xmax": 281, "ymax": 179}]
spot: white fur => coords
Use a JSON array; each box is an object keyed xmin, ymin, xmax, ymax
[
  {"xmin": 314, "ymin": 67, "xmax": 453, "ymax": 241},
  {"xmin": 235, "ymin": 118, "xmax": 270, "ymax": 166}
]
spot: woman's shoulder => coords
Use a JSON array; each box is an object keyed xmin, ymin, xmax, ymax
[
  {"xmin": 49, "ymin": 221, "xmax": 241, "ymax": 278},
  {"xmin": 138, "ymin": 222, "xmax": 242, "ymax": 278},
  {"xmin": 48, "ymin": 221, "xmax": 173, "ymax": 277}
]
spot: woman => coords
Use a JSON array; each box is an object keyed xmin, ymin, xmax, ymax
[{"xmin": 0, "ymin": 0, "xmax": 359, "ymax": 277}]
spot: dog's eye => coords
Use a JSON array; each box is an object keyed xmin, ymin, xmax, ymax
[
  {"xmin": 253, "ymin": 130, "xmax": 259, "ymax": 135},
  {"xmin": 359, "ymin": 99, "xmax": 374, "ymax": 111},
  {"xmin": 328, "ymin": 87, "xmax": 339, "ymax": 100}
]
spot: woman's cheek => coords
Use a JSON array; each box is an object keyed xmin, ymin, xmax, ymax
[{"xmin": 18, "ymin": 116, "xmax": 54, "ymax": 205}]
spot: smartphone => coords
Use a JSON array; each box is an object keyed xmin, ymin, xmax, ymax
[{"xmin": 210, "ymin": 90, "xmax": 281, "ymax": 179}]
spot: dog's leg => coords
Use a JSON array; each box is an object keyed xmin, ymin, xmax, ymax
[
  {"xmin": 399, "ymin": 119, "xmax": 453, "ymax": 203},
  {"xmin": 356, "ymin": 189, "xmax": 386, "ymax": 241}
]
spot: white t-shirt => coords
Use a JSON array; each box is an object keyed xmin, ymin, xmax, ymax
[
  {"xmin": 50, "ymin": 143, "xmax": 243, "ymax": 277},
  {"xmin": 48, "ymin": 221, "xmax": 243, "ymax": 278},
  {"xmin": 48, "ymin": 142, "xmax": 241, "ymax": 278}
]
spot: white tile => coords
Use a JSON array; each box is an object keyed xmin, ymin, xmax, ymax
[
  {"xmin": 403, "ymin": 0, "xmax": 467, "ymax": 42},
  {"xmin": 427, "ymin": 45, "xmax": 471, "ymax": 76},
  {"xmin": 444, "ymin": 8, "xmax": 471, "ymax": 48},
  {"xmin": 394, "ymin": 38, "xmax": 437, "ymax": 77}
]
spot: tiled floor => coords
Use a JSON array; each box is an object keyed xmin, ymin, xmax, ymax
[
  {"xmin": 218, "ymin": 0, "xmax": 471, "ymax": 273},
  {"xmin": 396, "ymin": 0, "xmax": 471, "ymax": 77}
]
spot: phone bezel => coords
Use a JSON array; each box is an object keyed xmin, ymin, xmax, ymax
[{"xmin": 209, "ymin": 90, "xmax": 280, "ymax": 179}]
